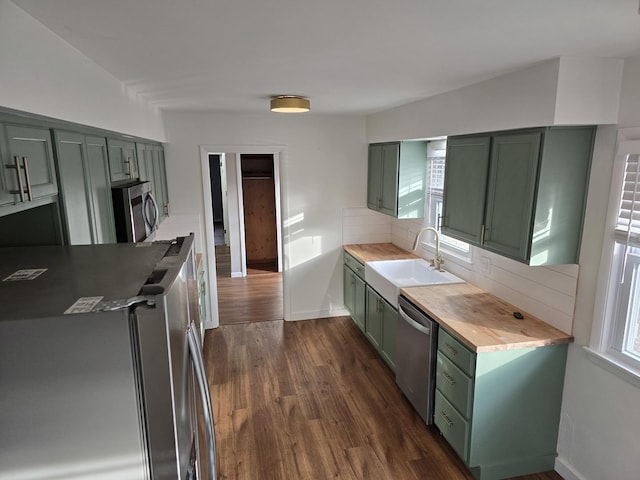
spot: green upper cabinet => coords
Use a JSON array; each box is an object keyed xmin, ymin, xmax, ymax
[
  {"xmin": 54, "ymin": 131, "xmax": 116, "ymax": 245},
  {"xmin": 367, "ymin": 141, "xmax": 427, "ymax": 218},
  {"xmin": 442, "ymin": 126, "xmax": 595, "ymax": 265},
  {"xmin": 137, "ymin": 142, "xmax": 169, "ymax": 222},
  {"xmin": 0, "ymin": 124, "xmax": 58, "ymax": 207},
  {"xmin": 107, "ymin": 138, "xmax": 138, "ymax": 182}
]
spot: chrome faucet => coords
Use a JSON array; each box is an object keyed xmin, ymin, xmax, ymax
[{"xmin": 412, "ymin": 227, "xmax": 444, "ymax": 271}]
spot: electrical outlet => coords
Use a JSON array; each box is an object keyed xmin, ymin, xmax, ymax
[{"xmin": 479, "ymin": 255, "xmax": 491, "ymax": 275}]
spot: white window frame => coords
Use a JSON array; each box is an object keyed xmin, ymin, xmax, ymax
[
  {"xmin": 423, "ymin": 139, "xmax": 471, "ymax": 259},
  {"xmin": 589, "ymin": 140, "xmax": 640, "ymax": 385}
]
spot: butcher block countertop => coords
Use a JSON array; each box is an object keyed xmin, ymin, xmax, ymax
[
  {"xmin": 343, "ymin": 243, "xmax": 418, "ymax": 263},
  {"xmin": 401, "ymin": 283, "xmax": 573, "ymax": 353}
]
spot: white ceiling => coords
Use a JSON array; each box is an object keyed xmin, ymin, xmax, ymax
[{"xmin": 12, "ymin": 0, "xmax": 640, "ymax": 115}]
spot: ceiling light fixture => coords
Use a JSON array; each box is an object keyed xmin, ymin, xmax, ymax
[{"xmin": 270, "ymin": 95, "xmax": 310, "ymax": 113}]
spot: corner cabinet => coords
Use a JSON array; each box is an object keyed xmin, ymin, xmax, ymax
[
  {"xmin": 0, "ymin": 124, "xmax": 58, "ymax": 208},
  {"xmin": 367, "ymin": 141, "xmax": 427, "ymax": 218},
  {"xmin": 442, "ymin": 127, "xmax": 595, "ymax": 265},
  {"xmin": 434, "ymin": 329, "xmax": 568, "ymax": 480}
]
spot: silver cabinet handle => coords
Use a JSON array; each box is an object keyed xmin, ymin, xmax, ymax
[
  {"xmin": 6, "ymin": 156, "xmax": 25, "ymax": 202},
  {"xmin": 439, "ymin": 411, "xmax": 454, "ymax": 428},
  {"xmin": 443, "ymin": 372, "xmax": 456, "ymax": 386},
  {"xmin": 187, "ymin": 321, "xmax": 217, "ymax": 480},
  {"xmin": 444, "ymin": 343, "xmax": 458, "ymax": 356},
  {"xmin": 21, "ymin": 157, "xmax": 33, "ymax": 201},
  {"xmin": 124, "ymin": 156, "xmax": 135, "ymax": 178}
]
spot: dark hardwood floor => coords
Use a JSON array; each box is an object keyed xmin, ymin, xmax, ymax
[{"xmin": 203, "ymin": 316, "xmax": 564, "ymax": 480}]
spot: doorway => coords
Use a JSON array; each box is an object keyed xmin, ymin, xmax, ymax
[{"xmin": 207, "ymin": 150, "xmax": 284, "ymax": 326}]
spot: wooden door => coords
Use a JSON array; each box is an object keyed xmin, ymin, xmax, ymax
[{"xmin": 242, "ymin": 173, "xmax": 277, "ymax": 270}]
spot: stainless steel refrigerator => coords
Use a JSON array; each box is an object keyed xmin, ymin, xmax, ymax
[{"xmin": 0, "ymin": 234, "xmax": 216, "ymax": 480}]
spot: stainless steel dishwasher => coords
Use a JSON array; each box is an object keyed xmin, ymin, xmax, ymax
[{"xmin": 396, "ymin": 295, "xmax": 439, "ymax": 424}]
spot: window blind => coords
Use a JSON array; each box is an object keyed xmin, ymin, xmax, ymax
[
  {"xmin": 616, "ymin": 153, "xmax": 640, "ymax": 245},
  {"xmin": 427, "ymin": 140, "xmax": 446, "ymax": 197}
]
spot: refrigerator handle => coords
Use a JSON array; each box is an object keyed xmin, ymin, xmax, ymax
[{"xmin": 187, "ymin": 321, "xmax": 217, "ymax": 480}]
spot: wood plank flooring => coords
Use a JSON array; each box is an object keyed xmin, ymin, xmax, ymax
[
  {"xmin": 203, "ymin": 317, "xmax": 564, "ymax": 480},
  {"xmin": 216, "ymin": 272, "xmax": 283, "ymax": 325}
]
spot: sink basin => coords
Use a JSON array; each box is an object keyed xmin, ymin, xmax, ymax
[{"xmin": 365, "ymin": 258, "xmax": 463, "ymax": 308}]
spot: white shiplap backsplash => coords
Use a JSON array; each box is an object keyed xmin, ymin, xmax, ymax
[{"xmin": 342, "ymin": 209, "xmax": 579, "ymax": 334}]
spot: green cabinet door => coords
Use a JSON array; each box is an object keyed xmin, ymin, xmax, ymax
[
  {"xmin": 54, "ymin": 131, "xmax": 94, "ymax": 244},
  {"xmin": 85, "ymin": 136, "xmax": 116, "ymax": 244},
  {"xmin": 380, "ymin": 300, "xmax": 397, "ymax": 371},
  {"xmin": 441, "ymin": 136, "xmax": 490, "ymax": 245},
  {"xmin": 107, "ymin": 138, "xmax": 138, "ymax": 182},
  {"xmin": 2, "ymin": 124, "xmax": 57, "ymax": 205},
  {"xmin": 367, "ymin": 144, "xmax": 383, "ymax": 210},
  {"xmin": 365, "ymin": 286, "xmax": 383, "ymax": 350},
  {"xmin": 136, "ymin": 142, "xmax": 169, "ymax": 222},
  {"xmin": 152, "ymin": 145, "xmax": 169, "ymax": 221},
  {"xmin": 483, "ymin": 132, "xmax": 541, "ymax": 260},
  {"xmin": 343, "ymin": 265, "xmax": 366, "ymax": 332},
  {"xmin": 379, "ymin": 143, "xmax": 400, "ymax": 216},
  {"xmin": 344, "ymin": 265, "xmax": 355, "ymax": 314}
]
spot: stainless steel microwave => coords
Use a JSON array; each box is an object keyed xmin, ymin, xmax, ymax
[{"xmin": 111, "ymin": 180, "xmax": 158, "ymax": 243}]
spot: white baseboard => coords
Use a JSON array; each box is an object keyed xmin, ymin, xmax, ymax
[
  {"xmin": 555, "ymin": 457, "xmax": 586, "ymax": 480},
  {"xmin": 287, "ymin": 307, "xmax": 350, "ymax": 321}
]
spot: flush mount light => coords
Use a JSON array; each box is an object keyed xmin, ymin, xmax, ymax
[{"xmin": 270, "ymin": 95, "xmax": 310, "ymax": 113}]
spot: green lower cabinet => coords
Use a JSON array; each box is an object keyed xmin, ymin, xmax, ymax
[
  {"xmin": 365, "ymin": 286, "xmax": 397, "ymax": 371},
  {"xmin": 434, "ymin": 328, "xmax": 568, "ymax": 480},
  {"xmin": 343, "ymin": 265, "xmax": 366, "ymax": 332}
]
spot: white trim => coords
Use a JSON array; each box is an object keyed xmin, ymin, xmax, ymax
[
  {"xmin": 584, "ymin": 346, "xmax": 640, "ymax": 388},
  {"xmin": 199, "ymin": 150, "xmax": 220, "ymax": 329},
  {"xmin": 235, "ymin": 155, "xmax": 247, "ymax": 277},
  {"xmin": 199, "ymin": 143, "xmax": 290, "ymax": 324},
  {"xmin": 555, "ymin": 457, "xmax": 586, "ymax": 480}
]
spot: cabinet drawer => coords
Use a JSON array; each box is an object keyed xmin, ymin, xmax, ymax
[
  {"xmin": 438, "ymin": 328, "xmax": 475, "ymax": 377},
  {"xmin": 344, "ymin": 251, "xmax": 365, "ymax": 280},
  {"xmin": 434, "ymin": 389, "xmax": 470, "ymax": 463},
  {"xmin": 436, "ymin": 352, "xmax": 474, "ymax": 419}
]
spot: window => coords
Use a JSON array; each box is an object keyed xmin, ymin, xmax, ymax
[
  {"xmin": 591, "ymin": 142, "xmax": 640, "ymax": 380},
  {"xmin": 602, "ymin": 152, "xmax": 640, "ymax": 371},
  {"xmin": 424, "ymin": 140, "xmax": 470, "ymax": 255}
]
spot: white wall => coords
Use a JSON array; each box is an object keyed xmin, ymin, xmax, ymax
[
  {"xmin": 0, "ymin": 0, "xmax": 165, "ymax": 141},
  {"xmin": 163, "ymin": 111, "xmax": 367, "ymax": 322},
  {"xmin": 367, "ymin": 57, "xmax": 622, "ymax": 142},
  {"xmin": 553, "ymin": 58, "xmax": 640, "ymax": 480}
]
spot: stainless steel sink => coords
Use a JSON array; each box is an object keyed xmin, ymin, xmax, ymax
[{"xmin": 365, "ymin": 258, "xmax": 463, "ymax": 308}]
